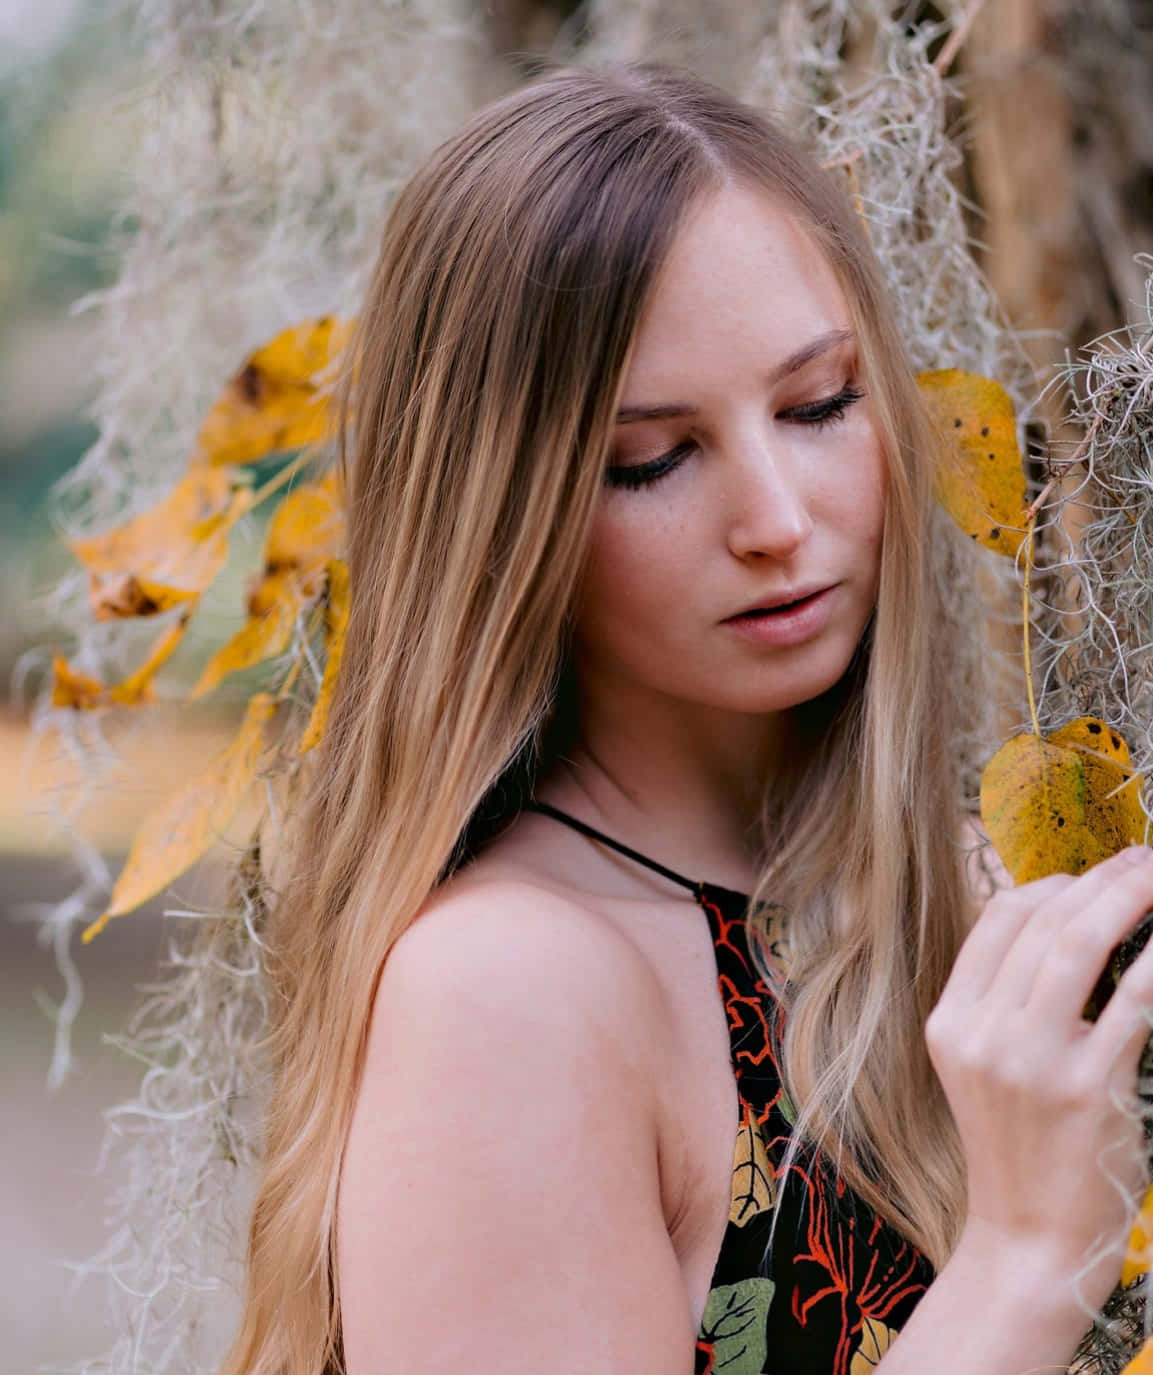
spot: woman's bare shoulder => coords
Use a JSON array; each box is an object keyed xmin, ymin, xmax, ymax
[{"xmin": 375, "ymin": 868, "xmax": 667, "ymax": 1065}]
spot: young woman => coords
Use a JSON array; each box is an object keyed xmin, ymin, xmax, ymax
[{"xmin": 223, "ymin": 62, "xmax": 1153, "ymax": 1375}]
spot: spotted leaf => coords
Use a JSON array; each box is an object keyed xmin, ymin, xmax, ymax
[
  {"xmin": 917, "ymin": 368, "xmax": 1028, "ymax": 559},
  {"xmin": 979, "ymin": 717, "xmax": 1146, "ymax": 885}
]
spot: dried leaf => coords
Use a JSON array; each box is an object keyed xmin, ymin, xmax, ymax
[
  {"xmin": 979, "ymin": 717, "xmax": 1146, "ymax": 885},
  {"xmin": 109, "ymin": 614, "xmax": 194, "ymax": 704},
  {"xmin": 299, "ymin": 559, "xmax": 350, "ymax": 754},
  {"xmin": 194, "ymin": 316, "xmax": 354, "ymax": 468},
  {"xmin": 51, "ymin": 614, "xmax": 193, "ymax": 710},
  {"xmin": 917, "ymin": 369, "xmax": 1029, "ymax": 559},
  {"xmin": 261, "ymin": 470, "xmax": 344, "ymax": 582},
  {"xmin": 70, "ymin": 468, "xmax": 251, "ymax": 619},
  {"xmin": 69, "ymin": 467, "xmax": 235, "ymax": 572},
  {"xmin": 191, "ymin": 571, "xmax": 309, "ymax": 701},
  {"xmin": 51, "ymin": 656, "xmax": 108, "ymax": 710},
  {"xmin": 81, "ymin": 692, "xmax": 278, "ymax": 941},
  {"xmin": 87, "ymin": 574, "xmax": 201, "ymax": 620},
  {"xmin": 191, "ymin": 474, "xmax": 344, "ymax": 699}
]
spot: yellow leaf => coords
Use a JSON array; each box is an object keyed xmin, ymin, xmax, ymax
[
  {"xmin": 979, "ymin": 717, "xmax": 1146, "ymax": 885},
  {"xmin": 1122, "ymin": 1338, "xmax": 1153, "ymax": 1375},
  {"xmin": 87, "ymin": 574, "xmax": 201, "ymax": 620},
  {"xmin": 69, "ymin": 469, "xmax": 251, "ymax": 618},
  {"xmin": 729, "ymin": 1104, "xmax": 776, "ymax": 1226},
  {"xmin": 299, "ymin": 559, "xmax": 350, "ymax": 754},
  {"xmin": 194, "ymin": 317, "xmax": 354, "ymax": 468},
  {"xmin": 109, "ymin": 614, "xmax": 194, "ymax": 705},
  {"xmin": 81, "ymin": 693, "xmax": 278, "ymax": 941},
  {"xmin": 262, "ymin": 472, "xmax": 345, "ymax": 582},
  {"xmin": 51, "ymin": 655, "xmax": 107, "ymax": 709},
  {"xmin": 917, "ymin": 369, "xmax": 1029, "ymax": 559},
  {"xmin": 850, "ymin": 1317, "xmax": 898, "ymax": 1373},
  {"xmin": 70, "ymin": 466, "xmax": 234, "ymax": 573},
  {"xmin": 190, "ymin": 572, "xmax": 305, "ymax": 700},
  {"xmin": 51, "ymin": 614, "xmax": 193, "ymax": 710},
  {"xmin": 1122, "ymin": 1181, "xmax": 1153, "ymax": 1286},
  {"xmin": 190, "ymin": 474, "xmax": 344, "ymax": 700}
]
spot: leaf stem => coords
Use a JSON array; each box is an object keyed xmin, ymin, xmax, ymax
[{"xmin": 1023, "ymin": 511, "xmax": 1040, "ymax": 739}]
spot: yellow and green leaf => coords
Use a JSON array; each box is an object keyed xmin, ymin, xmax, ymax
[{"xmin": 979, "ymin": 716, "xmax": 1146, "ymax": 885}]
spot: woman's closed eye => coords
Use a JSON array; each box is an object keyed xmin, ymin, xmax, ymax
[{"xmin": 603, "ymin": 382, "xmax": 867, "ymax": 491}]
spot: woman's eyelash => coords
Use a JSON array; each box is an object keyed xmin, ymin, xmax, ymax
[
  {"xmin": 603, "ymin": 383, "xmax": 867, "ymax": 490},
  {"xmin": 789, "ymin": 382, "xmax": 866, "ymax": 431}
]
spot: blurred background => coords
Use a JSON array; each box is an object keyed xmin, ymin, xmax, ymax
[
  {"xmin": 2, "ymin": 0, "xmax": 1151, "ymax": 1371},
  {"xmin": 0, "ymin": 4, "xmax": 262, "ymax": 1369}
]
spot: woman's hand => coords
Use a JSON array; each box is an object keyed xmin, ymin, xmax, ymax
[{"xmin": 925, "ymin": 844, "xmax": 1153, "ymax": 1312}]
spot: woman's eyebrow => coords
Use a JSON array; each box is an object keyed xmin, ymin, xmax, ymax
[{"xmin": 614, "ymin": 327, "xmax": 855, "ymax": 424}]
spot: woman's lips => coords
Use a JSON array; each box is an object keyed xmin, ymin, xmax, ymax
[{"xmin": 722, "ymin": 585, "xmax": 837, "ymax": 646}]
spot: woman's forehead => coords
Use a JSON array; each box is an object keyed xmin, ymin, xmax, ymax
[{"xmin": 622, "ymin": 184, "xmax": 853, "ymax": 399}]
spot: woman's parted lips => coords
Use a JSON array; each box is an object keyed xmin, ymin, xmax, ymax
[{"xmin": 723, "ymin": 582, "xmax": 837, "ymax": 620}]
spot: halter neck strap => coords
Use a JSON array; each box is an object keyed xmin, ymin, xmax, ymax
[{"xmin": 521, "ymin": 800, "xmax": 699, "ymax": 893}]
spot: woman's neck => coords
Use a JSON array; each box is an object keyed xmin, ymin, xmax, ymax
[{"xmin": 535, "ymin": 702, "xmax": 781, "ymax": 893}]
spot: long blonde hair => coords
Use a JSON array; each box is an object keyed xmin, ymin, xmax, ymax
[{"xmin": 223, "ymin": 60, "xmax": 976, "ymax": 1374}]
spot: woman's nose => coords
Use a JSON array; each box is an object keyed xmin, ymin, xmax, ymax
[{"xmin": 723, "ymin": 430, "xmax": 814, "ymax": 560}]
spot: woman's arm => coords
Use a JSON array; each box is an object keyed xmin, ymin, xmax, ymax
[
  {"xmin": 872, "ymin": 1221, "xmax": 1113, "ymax": 1373},
  {"xmin": 337, "ymin": 879, "xmax": 698, "ymax": 1375}
]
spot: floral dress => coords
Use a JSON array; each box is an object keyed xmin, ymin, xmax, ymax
[
  {"xmin": 521, "ymin": 803, "xmax": 935, "ymax": 1375},
  {"xmin": 690, "ymin": 880, "xmax": 933, "ymax": 1375}
]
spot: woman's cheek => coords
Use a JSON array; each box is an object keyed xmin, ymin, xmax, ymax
[{"xmin": 574, "ymin": 510, "xmax": 686, "ymax": 653}]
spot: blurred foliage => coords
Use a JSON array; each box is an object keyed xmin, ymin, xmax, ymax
[{"xmin": 0, "ymin": 1, "xmax": 132, "ymax": 690}]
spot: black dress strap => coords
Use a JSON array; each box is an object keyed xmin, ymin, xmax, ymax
[{"xmin": 522, "ymin": 800, "xmax": 699, "ymax": 894}]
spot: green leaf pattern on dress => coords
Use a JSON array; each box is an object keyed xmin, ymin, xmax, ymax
[{"xmin": 698, "ymin": 1278, "xmax": 777, "ymax": 1374}]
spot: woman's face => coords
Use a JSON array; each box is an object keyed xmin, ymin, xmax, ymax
[{"xmin": 572, "ymin": 181, "xmax": 888, "ymax": 720}]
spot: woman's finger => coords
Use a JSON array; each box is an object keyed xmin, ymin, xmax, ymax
[
  {"xmin": 984, "ymin": 849, "xmax": 1153, "ymax": 1012},
  {"xmin": 936, "ymin": 873, "xmax": 1073, "ymax": 1008},
  {"xmin": 1023, "ymin": 868, "xmax": 1153, "ymax": 1029}
]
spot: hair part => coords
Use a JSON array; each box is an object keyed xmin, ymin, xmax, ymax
[{"xmin": 221, "ymin": 60, "xmax": 974, "ymax": 1374}]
